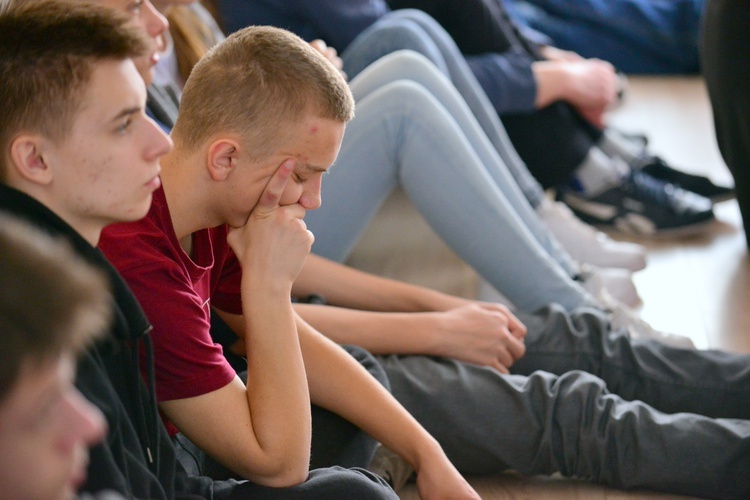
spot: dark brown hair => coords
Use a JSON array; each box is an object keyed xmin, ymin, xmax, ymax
[{"xmin": 0, "ymin": 0, "xmax": 149, "ymax": 182}]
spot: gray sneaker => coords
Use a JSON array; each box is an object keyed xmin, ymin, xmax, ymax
[{"xmin": 368, "ymin": 443, "xmax": 414, "ymax": 492}]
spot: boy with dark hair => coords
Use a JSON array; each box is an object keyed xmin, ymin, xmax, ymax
[{"xmin": 0, "ymin": 1, "xmax": 398, "ymax": 497}]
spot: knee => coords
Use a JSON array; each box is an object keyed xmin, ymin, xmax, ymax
[
  {"xmin": 378, "ymin": 80, "xmax": 439, "ymax": 108},
  {"xmin": 307, "ymin": 466, "xmax": 398, "ymax": 499},
  {"xmin": 550, "ymin": 370, "xmax": 609, "ymax": 407},
  {"xmin": 368, "ymin": 16, "xmax": 434, "ymax": 53},
  {"xmin": 376, "ymin": 50, "xmax": 445, "ymax": 82}
]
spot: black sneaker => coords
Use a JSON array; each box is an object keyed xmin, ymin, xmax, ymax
[
  {"xmin": 635, "ymin": 156, "xmax": 736, "ymax": 203},
  {"xmin": 557, "ymin": 170, "xmax": 715, "ymax": 236}
]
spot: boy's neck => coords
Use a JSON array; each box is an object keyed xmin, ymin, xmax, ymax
[{"xmin": 160, "ymin": 149, "xmax": 219, "ymax": 243}]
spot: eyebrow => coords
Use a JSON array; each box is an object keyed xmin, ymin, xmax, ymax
[{"xmin": 110, "ymin": 106, "xmax": 141, "ymax": 123}]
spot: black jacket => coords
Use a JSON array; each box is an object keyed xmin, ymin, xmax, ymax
[{"xmin": 0, "ymin": 185, "xmax": 210, "ymax": 499}]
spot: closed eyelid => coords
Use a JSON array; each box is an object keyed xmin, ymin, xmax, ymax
[{"xmin": 305, "ymin": 164, "xmax": 329, "ymax": 174}]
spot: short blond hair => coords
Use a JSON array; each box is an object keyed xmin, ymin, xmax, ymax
[{"xmin": 172, "ymin": 25, "xmax": 354, "ymax": 160}]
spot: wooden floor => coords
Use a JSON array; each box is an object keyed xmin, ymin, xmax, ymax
[
  {"xmin": 346, "ymin": 76, "xmax": 748, "ymax": 499},
  {"xmin": 607, "ymin": 77, "xmax": 750, "ymax": 354}
]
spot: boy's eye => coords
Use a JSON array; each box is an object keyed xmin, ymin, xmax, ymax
[
  {"xmin": 117, "ymin": 117, "xmax": 133, "ymax": 134},
  {"xmin": 129, "ymin": 0, "xmax": 143, "ymax": 14}
]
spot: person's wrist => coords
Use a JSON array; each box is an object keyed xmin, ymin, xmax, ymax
[
  {"xmin": 410, "ymin": 435, "xmax": 448, "ymax": 475},
  {"xmin": 532, "ymin": 60, "xmax": 567, "ymax": 107},
  {"xmin": 427, "ymin": 311, "xmax": 454, "ymax": 357}
]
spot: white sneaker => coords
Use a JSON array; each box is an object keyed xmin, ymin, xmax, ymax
[
  {"xmin": 599, "ymin": 290, "xmax": 695, "ymax": 349},
  {"xmin": 538, "ymin": 199, "xmax": 647, "ymax": 272},
  {"xmin": 578, "ymin": 265, "xmax": 640, "ymax": 307}
]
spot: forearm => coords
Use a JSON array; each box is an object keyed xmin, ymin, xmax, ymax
[
  {"xmin": 174, "ymin": 286, "xmax": 311, "ymax": 485},
  {"xmin": 239, "ymin": 281, "xmax": 311, "ymax": 480},
  {"xmin": 164, "ymin": 287, "xmax": 311, "ymax": 485},
  {"xmin": 297, "ymin": 314, "xmax": 446, "ymax": 474},
  {"xmin": 295, "ymin": 254, "xmax": 469, "ymax": 312},
  {"xmin": 294, "ymin": 303, "xmax": 452, "ymax": 356}
]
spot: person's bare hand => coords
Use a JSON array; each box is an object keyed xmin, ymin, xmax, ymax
[
  {"xmin": 227, "ymin": 159, "xmax": 313, "ymax": 285},
  {"xmin": 575, "ymin": 103, "xmax": 609, "ymax": 128},
  {"xmin": 435, "ymin": 303, "xmax": 526, "ymax": 373},
  {"xmin": 562, "ymin": 58, "xmax": 618, "ymax": 112},
  {"xmin": 309, "ymin": 39, "xmax": 347, "ymax": 81}
]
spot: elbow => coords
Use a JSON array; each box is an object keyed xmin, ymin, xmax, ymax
[
  {"xmin": 242, "ymin": 453, "xmax": 311, "ymax": 488},
  {"xmin": 262, "ymin": 468, "xmax": 310, "ymax": 488}
]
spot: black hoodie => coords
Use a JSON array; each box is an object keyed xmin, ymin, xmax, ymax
[{"xmin": 0, "ymin": 185, "xmax": 211, "ymax": 499}]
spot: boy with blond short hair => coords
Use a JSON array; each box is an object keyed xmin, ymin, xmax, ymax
[{"xmin": 100, "ymin": 24, "xmax": 477, "ymax": 498}]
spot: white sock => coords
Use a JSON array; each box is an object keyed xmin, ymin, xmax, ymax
[
  {"xmin": 571, "ymin": 148, "xmax": 630, "ymax": 196},
  {"xmin": 597, "ymin": 130, "xmax": 644, "ymax": 163}
]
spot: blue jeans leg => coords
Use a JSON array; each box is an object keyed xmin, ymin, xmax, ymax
[
  {"xmin": 342, "ymin": 9, "xmax": 547, "ymax": 208},
  {"xmin": 306, "ymin": 80, "xmax": 595, "ymax": 312}
]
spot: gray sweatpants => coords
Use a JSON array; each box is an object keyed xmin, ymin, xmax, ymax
[{"xmin": 378, "ymin": 304, "xmax": 750, "ymax": 499}]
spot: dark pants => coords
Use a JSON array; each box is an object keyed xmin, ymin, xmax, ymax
[
  {"xmin": 701, "ymin": 0, "xmax": 750, "ymax": 249},
  {"xmin": 387, "ymin": 0, "xmax": 603, "ymax": 187},
  {"xmin": 177, "ymin": 437, "xmax": 396, "ymax": 500},
  {"xmin": 380, "ymin": 304, "xmax": 750, "ymax": 499}
]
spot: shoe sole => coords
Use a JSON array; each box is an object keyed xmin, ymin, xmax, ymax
[
  {"xmin": 565, "ymin": 203, "xmax": 716, "ymax": 237},
  {"xmin": 561, "ymin": 195, "xmax": 716, "ymax": 237}
]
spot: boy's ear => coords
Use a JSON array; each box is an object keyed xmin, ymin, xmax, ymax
[
  {"xmin": 8, "ymin": 135, "xmax": 53, "ymax": 185},
  {"xmin": 207, "ymin": 139, "xmax": 241, "ymax": 181}
]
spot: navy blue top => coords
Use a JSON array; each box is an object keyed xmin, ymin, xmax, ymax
[
  {"xmin": 217, "ymin": 0, "xmax": 539, "ymax": 113},
  {"xmin": 220, "ymin": 0, "xmax": 387, "ymax": 50}
]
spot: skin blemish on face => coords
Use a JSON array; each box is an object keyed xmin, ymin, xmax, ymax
[{"xmin": 309, "ymin": 125, "xmax": 319, "ymax": 135}]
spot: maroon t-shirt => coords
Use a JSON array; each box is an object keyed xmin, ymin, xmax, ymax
[{"xmin": 100, "ymin": 186, "xmax": 241, "ymax": 434}]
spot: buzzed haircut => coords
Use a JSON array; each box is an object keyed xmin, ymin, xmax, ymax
[
  {"xmin": 172, "ymin": 25, "xmax": 355, "ymax": 160},
  {"xmin": 0, "ymin": 0, "xmax": 149, "ymax": 182},
  {"xmin": 0, "ymin": 214, "xmax": 111, "ymax": 402}
]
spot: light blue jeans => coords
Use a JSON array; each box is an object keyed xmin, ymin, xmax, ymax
[
  {"xmin": 306, "ymin": 51, "xmax": 597, "ymax": 312},
  {"xmin": 341, "ymin": 8, "xmax": 546, "ymax": 208}
]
